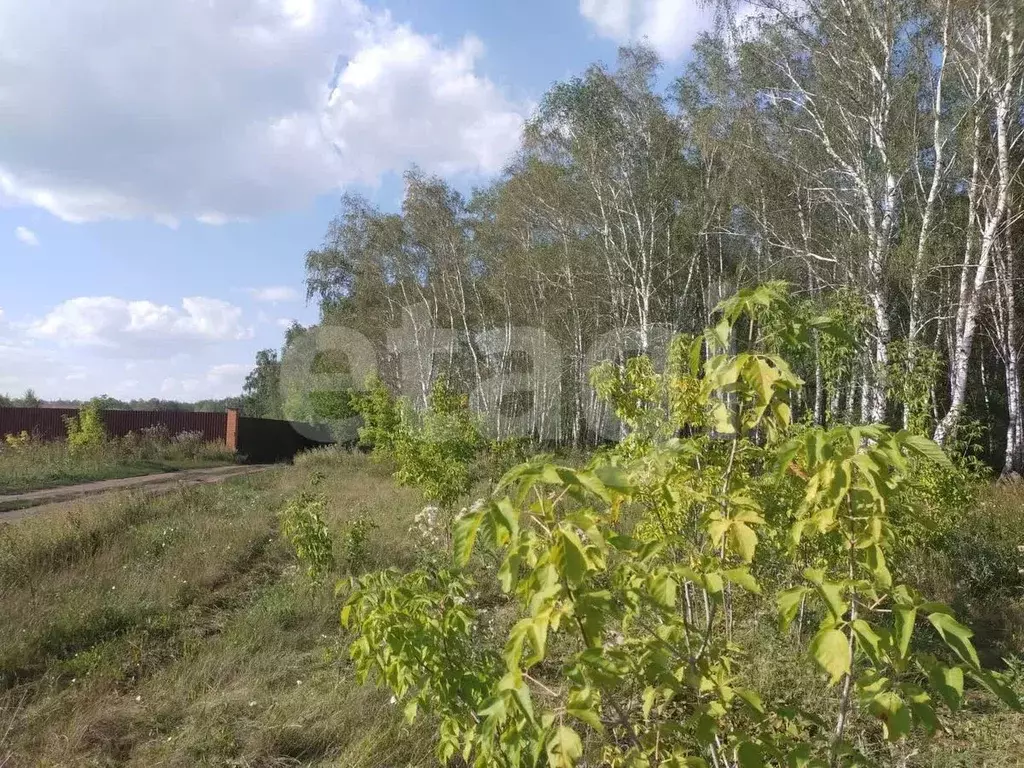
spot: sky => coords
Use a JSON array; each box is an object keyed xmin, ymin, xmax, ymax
[{"xmin": 0, "ymin": 0, "xmax": 718, "ymax": 402}]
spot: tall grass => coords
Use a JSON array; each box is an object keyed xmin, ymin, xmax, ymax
[
  {"xmin": 0, "ymin": 427, "xmax": 235, "ymax": 494},
  {"xmin": 0, "ymin": 450, "xmax": 433, "ymax": 766}
]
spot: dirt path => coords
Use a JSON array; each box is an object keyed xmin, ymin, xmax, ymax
[{"xmin": 0, "ymin": 464, "xmax": 273, "ymax": 521}]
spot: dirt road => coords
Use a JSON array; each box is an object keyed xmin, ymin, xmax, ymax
[{"xmin": 0, "ymin": 464, "xmax": 273, "ymax": 522}]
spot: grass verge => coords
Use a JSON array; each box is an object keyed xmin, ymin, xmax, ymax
[
  {"xmin": 0, "ymin": 449, "xmax": 432, "ymax": 767},
  {"xmin": 0, "ymin": 435, "xmax": 236, "ymax": 495}
]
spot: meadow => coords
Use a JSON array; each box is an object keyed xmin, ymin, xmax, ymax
[
  {"xmin": 1, "ymin": 443, "xmax": 1023, "ymax": 767},
  {"xmin": 0, "ymin": 451, "xmax": 435, "ymax": 767}
]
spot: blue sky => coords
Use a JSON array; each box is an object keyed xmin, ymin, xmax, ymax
[{"xmin": 0, "ymin": 0, "xmax": 716, "ymax": 401}]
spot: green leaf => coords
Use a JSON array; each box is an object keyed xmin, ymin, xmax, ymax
[
  {"xmin": 927, "ymin": 612, "xmax": 980, "ymax": 668},
  {"xmin": 736, "ymin": 688, "xmax": 765, "ymax": 715},
  {"xmin": 729, "ymin": 521, "xmax": 758, "ymax": 563},
  {"xmin": 452, "ymin": 510, "xmax": 484, "ymax": 566},
  {"xmin": 576, "ymin": 590, "xmax": 613, "ymax": 646},
  {"xmin": 557, "ymin": 527, "xmax": 590, "ymax": 586},
  {"xmin": 708, "ymin": 519, "xmax": 731, "ymax": 547},
  {"xmin": 927, "ymin": 664, "xmax": 963, "ymax": 712},
  {"xmin": 810, "ymin": 627, "xmax": 850, "ymax": 685},
  {"xmin": 778, "ymin": 586, "xmax": 810, "ymax": 631},
  {"xmin": 803, "ymin": 569, "xmax": 848, "ymax": 622},
  {"xmin": 712, "ymin": 318, "xmax": 732, "ymax": 348},
  {"xmin": 910, "ymin": 700, "xmax": 938, "ymax": 734},
  {"xmin": 711, "ymin": 402, "xmax": 737, "ymax": 435},
  {"xmin": 567, "ymin": 687, "xmax": 604, "ymax": 732},
  {"xmin": 815, "ymin": 581, "xmax": 849, "ymax": 623},
  {"xmin": 866, "ymin": 544, "xmax": 892, "ymax": 589},
  {"xmin": 893, "ymin": 606, "xmax": 916, "ymax": 661},
  {"xmin": 574, "ymin": 470, "xmax": 612, "ymax": 503},
  {"xmin": 723, "ymin": 567, "xmax": 761, "ymax": 594},
  {"xmin": 524, "ymin": 610, "xmax": 551, "ymax": 667},
  {"xmin": 499, "ymin": 549, "xmax": 522, "ymax": 593},
  {"xmin": 851, "ymin": 619, "xmax": 884, "ymax": 666},
  {"xmin": 491, "ymin": 497, "xmax": 519, "ymax": 543},
  {"xmin": 899, "ymin": 432, "xmax": 953, "ymax": 468},
  {"xmin": 971, "ymin": 669, "xmax": 1023, "ymax": 712},
  {"xmin": 594, "ymin": 463, "xmax": 632, "ymax": 493},
  {"xmin": 648, "ymin": 572, "xmax": 678, "ymax": 609},
  {"xmin": 500, "ymin": 671, "xmax": 535, "ymax": 723},
  {"xmin": 737, "ymin": 742, "xmax": 763, "ymax": 768},
  {"xmin": 870, "ymin": 691, "xmax": 911, "ymax": 740},
  {"xmin": 744, "ymin": 356, "xmax": 782, "ymax": 405},
  {"xmin": 546, "ymin": 725, "xmax": 583, "ymax": 768}
]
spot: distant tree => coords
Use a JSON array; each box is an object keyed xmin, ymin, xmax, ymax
[
  {"xmin": 242, "ymin": 349, "xmax": 283, "ymax": 419},
  {"xmin": 0, "ymin": 393, "xmax": 11, "ymax": 407},
  {"xmin": 16, "ymin": 389, "xmax": 41, "ymax": 408},
  {"xmin": 191, "ymin": 397, "xmax": 245, "ymax": 413},
  {"xmin": 91, "ymin": 394, "xmax": 129, "ymax": 410}
]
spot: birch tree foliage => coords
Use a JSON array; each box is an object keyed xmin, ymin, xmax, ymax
[{"xmin": 292, "ymin": 2, "xmax": 1024, "ymax": 473}]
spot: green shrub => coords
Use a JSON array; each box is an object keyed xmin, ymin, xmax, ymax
[
  {"xmin": 280, "ymin": 490, "xmax": 334, "ymax": 580},
  {"xmin": 351, "ymin": 375, "xmax": 402, "ymax": 455},
  {"xmin": 342, "ymin": 283, "xmax": 1023, "ymax": 768},
  {"xmin": 65, "ymin": 400, "xmax": 107, "ymax": 450},
  {"xmin": 340, "ymin": 514, "xmax": 378, "ymax": 574}
]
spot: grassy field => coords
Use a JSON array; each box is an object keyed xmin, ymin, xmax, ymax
[
  {"xmin": 0, "ymin": 451, "xmax": 436, "ymax": 767},
  {"xmin": 0, "ymin": 435, "xmax": 236, "ymax": 495},
  {"xmin": 2, "ymin": 449, "xmax": 1023, "ymax": 767}
]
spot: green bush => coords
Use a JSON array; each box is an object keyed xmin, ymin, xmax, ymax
[
  {"xmin": 280, "ymin": 490, "xmax": 334, "ymax": 580},
  {"xmin": 65, "ymin": 400, "xmax": 107, "ymax": 450},
  {"xmin": 340, "ymin": 515, "xmax": 378, "ymax": 574},
  {"xmin": 341, "ymin": 284, "xmax": 1023, "ymax": 768}
]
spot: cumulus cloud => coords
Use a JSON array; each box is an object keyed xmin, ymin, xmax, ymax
[
  {"xmin": 248, "ymin": 286, "xmax": 301, "ymax": 303},
  {"xmin": 578, "ymin": 0, "xmax": 717, "ymax": 59},
  {"xmin": 27, "ymin": 296, "xmax": 253, "ymax": 353},
  {"xmin": 0, "ymin": 0, "xmax": 525, "ymax": 224},
  {"xmin": 14, "ymin": 226, "xmax": 39, "ymax": 246}
]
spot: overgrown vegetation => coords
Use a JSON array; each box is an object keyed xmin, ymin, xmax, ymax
[
  {"xmin": 0, "ymin": 417, "xmax": 235, "ymax": 495},
  {"xmin": 339, "ymin": 286, "xmax": 1024, "ymax": 767},
  {"xmin": 0, "ymin": 452, "xmax": 433, "ymax": 766},
  {"xmin": 3, "ymin": 400, "xmax": 1023, "ymax": 765}
]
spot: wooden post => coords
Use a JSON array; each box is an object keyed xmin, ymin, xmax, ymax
[{"xmin": 226, "ymin": 408, "xmax": 239, "ymax": 453}]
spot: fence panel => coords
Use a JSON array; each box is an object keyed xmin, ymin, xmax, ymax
[
  {"xmin": 235, "ymin": 417, "xmax": 335, "ymax": 463},
  {"xmin": 1, "ymin": 406, "xmax": 342, "ymax": 463},
  {"xmin": 0, "ymin": 407, "xmax": 228, "ymax": 443}
]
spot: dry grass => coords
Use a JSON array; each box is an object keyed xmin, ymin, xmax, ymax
[{"xmin": 0, "ymin": 451, "xmax": 433, "ymax": 767}]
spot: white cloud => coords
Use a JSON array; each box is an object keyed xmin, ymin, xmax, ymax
[
  {"xmin": 276, "ymin": 317, "xmax": 297, "ymax": 329},
  {"xmin": 248, "ymin": 286, "xmax": 301, "ymax": 303},
  {"xmin": 0, "ymin": 0, "xmax": 525, "ymax": 224},
  {"xmin": 28, "ymin": 296, "xmax": 253, "ymax": 353},
  {"xmin": 160, "ymin": 363, "xmax": 250, "ymax": 398},
  {"xmin": 14, "ymin": 226, "xmax": 39, "ymax": 246},
  {"xmin": 208, "ymin": 363, "xmax": 251, "ymax": 381},
  {"xmin": 578, "ymin": 0, "xmax": 716, "ymax": 59}
]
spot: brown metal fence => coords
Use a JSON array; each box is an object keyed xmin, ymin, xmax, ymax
[{"xmin": 0, "ymin": 406, "xmax": 228, "ymax": 443}]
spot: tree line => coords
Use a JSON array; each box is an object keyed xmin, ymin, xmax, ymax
[
  {"xmin": 0, "ymin": 389, "xmax": 243, "ymax": 414},
  {"xmin": 243, "ymin": 0, "xmax": 1023, "ymax": 475}
]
